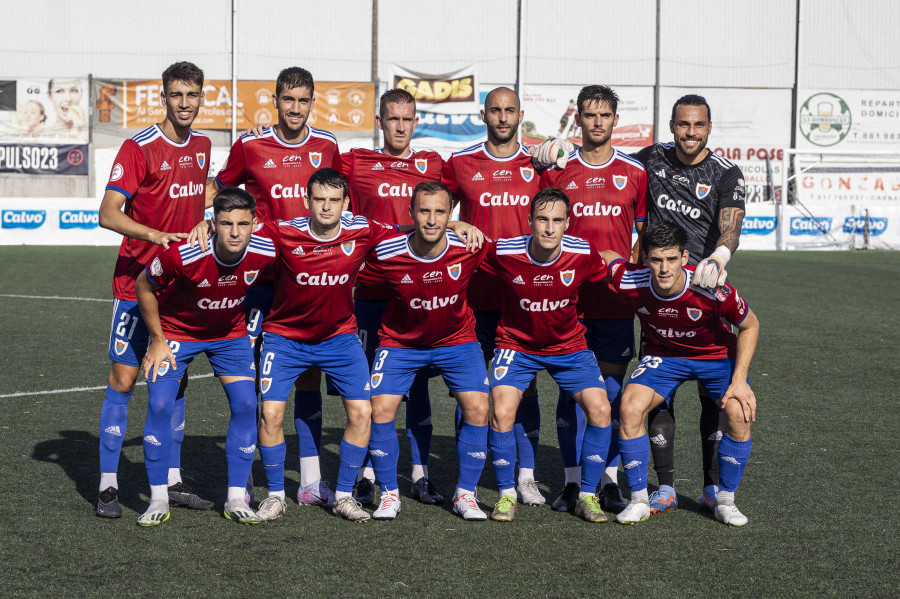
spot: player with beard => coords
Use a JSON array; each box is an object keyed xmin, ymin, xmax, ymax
[
  {"xmin": 206, "ymin": 67, "xmax": 343, "ymax": 508},
  {"xmin": 441, "ymin": 87, "xmax": 549, "ymax": 508},
  {"xmin": 632, "ymin": 94, "xmax": 746, "ymax": 514}
]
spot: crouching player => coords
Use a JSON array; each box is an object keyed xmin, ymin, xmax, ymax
[
  {"xmin": 483, "ymin": 187, "xmax": 613, "ymax": 523},
  {"xmin": 361, "ymin": 181, "xmax": 490, "ymax": 521},
  {"xmin": 601, "ymin": 221, "xmax": 758, "ymax": 527},
  {"xmin": 136, "ymin": 188, "xmax": 275, "ymax": 526}
]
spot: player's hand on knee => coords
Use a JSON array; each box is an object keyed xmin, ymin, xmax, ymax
[
  {"xmin": 143, "ymin": 341, "xmax": 177, "ymax": 383},
  {"xmin": 693, "ymin": 247, "xmax": 731, "ymax": 289},
  {"xmin": 718, "ymin": 381, "xmax": 755, "ymax": 423},
  {"xmin": 530, "ymin": 138, "xmax": 574, "ymax": 169}
]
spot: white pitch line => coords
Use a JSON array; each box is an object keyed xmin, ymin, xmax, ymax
[
  {"xmin": 0, "ymin": 373, "xmax": 216, "ymax": 399},
  {"xmin": 0, "ymin": 294, "xmax": 113, "ymax": 303}
]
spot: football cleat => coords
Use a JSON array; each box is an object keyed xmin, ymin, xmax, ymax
[
  {"xmin": 550, "ymin": 482, "xmax": 580, "ymax": 512},
  {"xmin": 137, "ymin": 500, "xmax": 170, "ymax": 527},
  {"xmin": 574, "ymin": 495, "xmax": 609, "ymax": 523},
  {"xmin": 352, "ymin": 477, "xmax": 376, "ymax": 506},
  {"xmin": 372, "ymin": 491, "xmax": 401, "ymax": 520},
  {"xmin": 297, "ymin": 480, "xmax": 335, "ymax": 507},
  {"xmin": 700, "ymin": 484, "xmax": 719, "ymax": 512},
  {"xmin": 598, "ymin": 483, "xmax": 628, "ymax": 513},
  {"xmin": 516, "ymin": 478, "xmax": 546, "ymax": 506},
  {"xmin": 410, "ymin": 477, "xmax": 444, "ymax": 505},
  {"xmin": 490, "ymin": 495, "xmax": 517, "ymax": 522},
  {"xmin": 452, "ymin": 490, "xmax": 487, "ymax": 521},
  {"xmin": 255, "ymin": 495, "xmax": 287, "ymax": 522},
  {"xmin": 168, "ymin": 482, "xmax": 214, "ymax": 510},
  {"xmin": 224, "ymin": 499, "xmax": 262, "ymax": 525},
  {"xmin": 715, "ymin": 504, "xmax": 748, "ymax": 527},
  {"xmin": 96, "ymin": 486, "xmax": 122, "ymax": 518},
  {"xmin": 616, "ymin": 501, "xmax": 651, "ymax": 525},
  {"xmin": 332, "ymin": 496, "xmax": 370, "ymax": 523},
  {"xmin": 648, "ymin": 485, "xmax": 678, "ymax": 514}
]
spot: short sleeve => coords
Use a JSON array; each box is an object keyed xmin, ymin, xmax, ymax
[
  {"xmin": 145, "ymin": 245, "xmax": 181, "ymax": 289},
  {"xmin": 215, "ymin": 138, "xmax": 248, "ymax": 188},
  {"xmin": 634, "ymin": 169, "xmax": 647, "ymax": 221},
  {"xmin": 714, "ymin": 283, "xmax": 749, "ymax": 326},
  {"xmin": 717, "ymin": 166, "xmax": 746, "ymax": 212},
  {"xmin": 105, "ymin": 139, "xmax": 147, "ymax": 199},
  {"xmin": 584, "ymin": 250, "xmax": 609, "ymax": 283},
  {"xmin": 441, "ymin": 157, "xmax": 459, "ymax": 194}
]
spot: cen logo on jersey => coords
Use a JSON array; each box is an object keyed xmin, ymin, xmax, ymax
[
  {"xmin": 658, "ymin": 307, "xmax": 679, "ymax": 318},
  {"xmin": 282, "ymin": 155, "xmax": 302, "ymax": 166},
  {"xmin": 533, "ymin": 274, "xmax": 554, "ymax": 287},
  {"xmin": 493, "ymin": 169, "xmax": 513, "ymax": 180},
  {"xmin": 423, "ymin": 270, "xmax": 443, "ymax": 283}
]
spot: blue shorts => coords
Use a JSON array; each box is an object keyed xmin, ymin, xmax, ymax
[
  {"xmin": 259, "ymin": 332, "xmax": 370, "ymax": 401},
  {"xmin": 474, "ymin": 310, "xmax": 501, "ymax": 363},
  {"xmin": 490, "ymin": 347, "xmax": 605, "ymax": 396},
  {"xmin": 354, "ymin": 299, "xmax": 389, "ymax": 365},
  {"xmin": 627, "ymin": 355, "xmax": 747, "ymax": 406},
  {"xmin": 148, "ymin": 336, "xmax": 256, "ymax": 383},
  {"xmin": 583, "ymin": 318, "xmax": 635, "ymax": 365},
  {"xmin": 370, "ymin": 343, "xmax": 489, "ymax": 396},
  {"xmin": 245, "ymin": 283, "xmax": 274, "ymax": 339},
  {"xmin": 108, "ymin": 299, "xmax": 150, "ymax": 366}
]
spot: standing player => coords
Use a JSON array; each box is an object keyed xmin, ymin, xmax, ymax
[
  {"xmin": 632, "ymin": 94, "xmax": 746, "ymax": 513},
  {"xmin": 541, "ymin": 85, "xmax": 646, "ymax": 513},
  {"xmin": 206, "ymin": 67, "xmax": 343, "ymax": 507},
  {"xmin": 135, "ymin": 189, "xmax": 274, "ymax": 526},
  {"xmin": 361, "ymin": 182, "xmax": 490, "ymax": 521},
  {"xmin": 339, "ymin": 89, "xmax": 446, "ymax": 506},
  {"xmin": 483, "ymin": 187, "xmax": 613, "ymax": 523},
  {"xmin": 96, "ymin": 61, "xmax": 212, "ymax": 518},
  {"xmin": 598, "ymin": 221, "xmax": 758, "ymax": 526},
  {"xmin": 441, "ymin": 87, "xmax": 548, "ymax": 507}
]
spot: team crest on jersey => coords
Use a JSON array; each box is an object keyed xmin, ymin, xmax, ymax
[
  {"xmin": 260, "ymin": 378, "xmax": 272, "ymax": 394},
  {"xmin": 560, "ymin": 269, "xmax": 575, "ymax": 287},
  {"xmin": 687, "ymin": 308, "xmax": 703, "ymax": 321},
  {"xmin": 341, "ymin": 240, "xmax": 356, "ymax": 256},
  {"xmin": 309, "ymin": 152, "xmax": 322, "ymax": 168},
  {"xmin": 613, "ymin": 175, "xmax": 628, "ymax": 190},
  {"xmin": 447, "ymin": 263, "xmax": 461, "ymax": 280},
  {"xmin": 196, "ymin": 152, "xmax": 206, "ymax": 169},
  {"xmin": 630, "ymin": 367, "xmax": 646, "ymax": 379},
  {"xmin": 370, "ymin": 372, "xmax": 383, "ymax": 389},
  {"xmin": 114, "ymin": 339, "xmax": 129, "ymax": 356},
  {"xmin": 157, "ymin": 361, "xmax": 171, "ymax": 377},
  {"xmin": 415, "ymin": 158, "xmax": 428, "ymax": 174},
  {"xmin": 244, "ymin": 270, "xmax": 259, "ymax": 285},
  {"xmin": 519, "ymin": 166, "xmax": 535, "ymax": 183},
  {"xmin": 696, "ymin": 183, "xmax": 711, "ymax": 199},
  {"xmin": 493, "ymin": 366, "xmax": 508, "ymax": 380}
]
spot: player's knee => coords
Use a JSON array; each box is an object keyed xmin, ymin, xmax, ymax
[
  {"xmin": 461, "ymin": 395, "xmax": 489, "ymax": 425},
  {"xmin": 147, "ymin": 394, "xmax": 174, "ymax": 417},
  {"xmin": 582, "ymin": 398, "xmax": 611, "ymax": 427},
  {"xmin": 346, "ymin": 400, "xmax": 372, "ymax": 428},
  {"xmin": 722, "ymin": 403, "xmax": 751, "ymax": 441},
  {"xmin": 259, "ymin": 403, "xmax": 284, "ymax": 434},
  {"xmin": 619, "ymin": 397, "xmax": 646, "ymax": 430},
  {"xmin": 370, "ymin": 397, "xmax": 397, "ymax": 423},
  {"xmin": 108, "ymin": 368, "xmax": 137, "ymax": 394}
]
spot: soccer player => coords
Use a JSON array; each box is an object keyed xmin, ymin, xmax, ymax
[
  {"xmin": 135, "ymin": 188, "xmax": 275, "ymax": 526},
  {"xmin": 360, "ymin": 181, "xmax": 490, "ymax": 521},
  {"xmin": 482, "ymin": 187, "xmax": 613, "ymax": 523},
  {"xmin": 541, "ymin": 85, "xmax": 647, "ymax": 513},
  {"xmin": 96, "ymin": 61, "xmax": 213, "ymax": 518},
  {"xmin": 632, "ymin": 94, "xmax": 747, "ymax": 513},
  {"xmin": 339, "ymin": 88, "xmax": 446, "ymax": 506},
  {"xmin": 206, "ymin": 67, "xmax": 343, "ymax": 508},
  {"xmin": 598, "ymin": 221, "xmax": 758, "ymax": 526},
  {"xmin": 441, "ymin": 87, "xmax": 548, "ymax": 507}
]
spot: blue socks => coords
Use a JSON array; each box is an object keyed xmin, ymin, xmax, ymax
[
  {"xmin": 294, "ymin": 390, "xmax": 322, "ymax": 458},
  {"xmin": 604, "ymin": 374, "xmax": 624, "ymax": 472},
  {"xmin": 143, "ymin": 379, "xmax": 180, "ymax": 486},
  {"xmin": 457, "ymin": 421, "xmax": 488, "ymax": 491},
  {"xmin": 337, "ymin": 439, "xmax": 368, "ymax": 493},
  {"xmin": 224, "ymin": 380, "xmax": 258, "ymax": 488},
  {"xmin": 405, "ymin": 376, "xmax": 433, "ymax": 467},
  {"xmin": 580, "ymin": 423, "xmax": 611, "ymax": 493},
  {"xmin": 619, "ymin": 434, "xmax": 651, "ymax": 493},
  {"xmin": 488, "ymin": 427, "xmax": 516, "ymax": 490},
  {"xmin": 514, "ymin": 393, "xmax": 540, "ymax": 469},
  {"xmin": 369, "ymin": 420, "xmax": 400, "ymax": 492},
  {"xmin": 99, "ymin": 386, "xmax": 131, "ymax": 474},
  {"xmin": 169, "ymin": 391, "xmax": 186, "ymax": 471},
  {"xmin": 556, "ymin": 393, "xmax": 585, "ymax": 467},
  {"xmin": 718, "ymin": 434, "xmax": 752, "ymax": 492},
  {"xmin": 259, "ymin": 441, "xmax": 286, "ymax": 492}
]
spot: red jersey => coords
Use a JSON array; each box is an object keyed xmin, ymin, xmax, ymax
[
  {"xmin": 257, "ymin": 216, "xmax": 399, "ymax": 342},
  {"xmin": 608, "ymin": 261, "xmax": 747, "ymax": 359},
  {"xmin": 358, "ymin": 230, "xmax": 487, "ymax": 348},
  {"xmin": 215, "ymin": 126, "xmax": 342, "ymax": 222},
  {"xmin": 105, "ymin": 125, "xmax": 210, "ymax": 301},
  {"xmin": 341, "ymin": 147, "xmax": 444, "ymax": 301},
  {"xmin": 480, "ymin": 235, "xmax": 608, "ymax": 355},
  {"xmin": 146, "ymin": 235, "xmax": 276, "ymax": 342},
  {"xmin": 442, "ymin": 142, "xmax": 541, "ymax": 311},
  {"xmin": 541, "ymin": 148, "xmax": 647, "ymax": 320}
]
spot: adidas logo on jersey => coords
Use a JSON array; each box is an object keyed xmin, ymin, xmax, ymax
[
  {"xmin": 472, "ymin": 172, "xmax": 484, "ymax": 181},
  {"xmin": 401, "ymin": 274, "xmax": 414, "ymax": 284},
  {"xmin": 467, "ymin": 452, "xmax": 487, "ymax": 460},
  {"xmin": 104, "ymin": 426, "xmax": 122, "ymax": 437},
  {"xmin": 566, "ymin": 181, "xmax": 578, "ymax": 190},
  {"xmin": 198, "ymin": 279, "xmax": 210, "ymax": 288},
  {"xmin": 264, "ymin": 159, "xmax": 276, "ymax": 169},
  {"xmin": 656, "ymin": 169, "xmax": 665, "ymax": 178},
  {"xmin": 372, "ymin": 162, "xmax": 385, "ymax": 170},
  {"xmin": 638, "ymin": 307, "xmax": 650, "ymax": 315},
  {"xmin": 160, "ymin": 161, "xmax": 171, "ymax": 171},
  {"xmin": 143, "ymin": 435, "xmax": 161, "ymax": 446},
  {"xmin": 369, "ymin": 449, "xmax": 389, "ymax": 457},
  {"xmin": 623, "ymin": 460, "xmax": 642, "ymax": 469},
  {"xmin": 585, "ymin": 454, "xmax": 605, "ymax": 463},
  {"xmin": 512, "ymin": 275, "xmax": 525, "ymax": 285},
  {"xmin": 292, "ymin": 246, "xmax": 305, "ymax": 255},
  {"xmin": 649, "ymin": 434, "xmax": 667, "ymax": 446}
]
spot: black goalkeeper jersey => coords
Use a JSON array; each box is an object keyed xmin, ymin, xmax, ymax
[{"xmin": 632, "ymin": 142, "xmax": 745, "ymax": 265}]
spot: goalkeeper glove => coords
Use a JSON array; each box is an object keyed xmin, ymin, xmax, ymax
[
  {"xmin": 694, "ymin": 246, "xmax": 731, "ymax": 289},
  {"xmin": 531, "ymin": 138, "xmax": 575, "ymax": 169}
]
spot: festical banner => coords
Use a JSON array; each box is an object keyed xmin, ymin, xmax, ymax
[
  {"xmin": 94, "ymin": 79, "xmax": 374, "ymax": 132},
  {"xmin": 659, "ymin": 87, "xmax": 793, "ymax": 203},
  {"xmin": 520, "ymin": 85, "xmax": 654, "ymax": 149},
  {"xmin": 796, "ymin": 89, "xmax": 900, "ymax": 150},
  {"xmin": 0, "ymin": 77, "xmax": 90, "ymax": 174}
]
